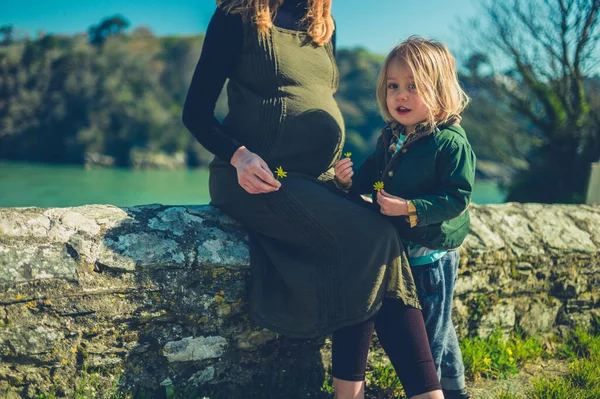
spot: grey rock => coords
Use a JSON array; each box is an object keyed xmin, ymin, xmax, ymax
[
  {"xmin": 163, "ymin": 336, "xmax": 227, "ymax": 363},
  {"xmin": 0, "ymin": 242, "xmax": 77, "ymax": 283},
  {"xmin": 99, "ymin": 233, "xmax": 185, "ymax": 271},
  {"xmin": 516, "ymin": 298, "xmax": 562, "ymax": 336},
  {"xmin": 477, "ymin": 302, "xmax": 516, "ymax": 339},
  {"xmin": 189, "ymin": 366, "xmax": 215, "ymax": 385}
]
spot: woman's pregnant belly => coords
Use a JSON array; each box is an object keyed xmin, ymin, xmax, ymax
[{"xmin": 268, "ymin": 105, "xmax": 345, "ymax": 177}]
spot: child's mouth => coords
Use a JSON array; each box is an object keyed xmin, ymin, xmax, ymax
[{"xmin": 396, "ymin": 106, "xmax": 411, "ymax": 115}]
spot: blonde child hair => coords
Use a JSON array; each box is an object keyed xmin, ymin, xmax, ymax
[
  {"xmin": 217, "ymin": 0, "xmax": 334, "ymax": 46},
  {"xmin": 376, "ymin": 36, "xmax": 470, "ymax": 127}
]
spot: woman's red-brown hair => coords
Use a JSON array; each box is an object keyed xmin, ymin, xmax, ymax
[{"xmin": 217, "ymin": 0, "xmax": 334, "ymax": 46}]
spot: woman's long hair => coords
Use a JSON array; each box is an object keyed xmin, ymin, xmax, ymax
[{"xmin": 217, "ymin": 0, "xmax": 334, "ymax": 46}]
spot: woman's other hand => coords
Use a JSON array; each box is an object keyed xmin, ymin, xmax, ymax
[
  {"xmin": 230, "ymin": 146, "xmax": 281, "ymax": 194},
  {"xmin": 334, "ymin": 158, "xmax": 354, "ymax": 186}
]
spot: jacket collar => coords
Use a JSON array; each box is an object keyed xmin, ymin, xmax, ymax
[{"xmin": 382, "ymin": 115, "xmax": 462, "ymax": 152}]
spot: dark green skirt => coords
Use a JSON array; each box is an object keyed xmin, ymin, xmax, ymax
[{"xmin": 209, "ymin": 161, "xmax": 420, "ymax": 338}]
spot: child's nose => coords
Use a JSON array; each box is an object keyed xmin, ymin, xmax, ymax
[{"xmin": 396, "ymin": 90, "xmax": 408, "ymax": 101}]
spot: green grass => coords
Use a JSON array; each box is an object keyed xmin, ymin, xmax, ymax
[
  {"xmin": 461, "ymin": 328, "xmax": 545, "ymax": 381},
  {"xmin": 365, "ymin": 363, "xmax": 405, "ymax": 399},
  {"xmin": 491, "ymin": 322, "xmax": 600, "ymax": 399},
  {"xmin": 527, "ymin": 358, "xmax": 600, "ymax": 399},
  {"xmin": 321, "ymin": 362, "xmax": 407, "ymax": 399},
  {"xmin": 522, "ymin": 324, "xmax": 600, "ymax": 399},
  {"xmin": 33, "ymin": 363, "xmax": 126, "ymax": 399},
  {"xmin": 497, "ymin": 390, "xmax": 520, "ymax": 399},
  {"xmin": 558, "ymin": 325, "xmax": 600, "ymax": 361}
]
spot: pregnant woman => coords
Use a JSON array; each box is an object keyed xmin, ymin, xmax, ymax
[{"xmin": 182, "ymin": 1, "xmax": 443, "ymax": 398}]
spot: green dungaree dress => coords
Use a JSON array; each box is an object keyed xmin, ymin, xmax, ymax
[{"xmin": 209, "ymin": 19, "xmax": 420, "ymax": 338}]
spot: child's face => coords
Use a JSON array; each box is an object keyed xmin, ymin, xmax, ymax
[{"xmin": 385, "ymin": 58, "xmax": 429, "ymax": 133}]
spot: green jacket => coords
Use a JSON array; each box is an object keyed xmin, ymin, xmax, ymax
[{"xmin": 349, "ymin": 123, "xmax": 476, "ymax": 250}]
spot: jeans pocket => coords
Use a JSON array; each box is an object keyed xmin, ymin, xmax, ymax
[{"xmin": 423, "ymin": 260, "xmax": 443, "ymax": 296}]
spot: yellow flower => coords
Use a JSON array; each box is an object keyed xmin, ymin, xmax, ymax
[
  {"xmin": 509, "ymin": 357, "xmax": 514, "ymax": 363},
  {"xmin": 15, "ymin": 295, "xmax": 23, "ymax": 300},
  {"xmin": 506, "ymin": 348, "xmax": 513, "ymax": 356},
  {"xmin": 373, "ymin": 181, "xmax": 385, "ymax": 191},
  {"xmin": 275, "ymin": 166, "xmax": 288, "ymax": 179},
  {"xmin": 483, "ymin": 357, "xmax": 491, "ymax": 366},
  {"xmin": 344, "ymin": 152, "xmax": 352, "ymax": 158}
]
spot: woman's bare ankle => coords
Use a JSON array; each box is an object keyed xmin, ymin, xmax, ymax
[{"xmin": 333, "ymin": 377, "xmax": 365, "ymax": 399}]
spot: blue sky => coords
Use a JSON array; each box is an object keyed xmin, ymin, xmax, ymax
[{"xmin": 1, "ymin": 0, "xmax": 480, "ymax": 55}]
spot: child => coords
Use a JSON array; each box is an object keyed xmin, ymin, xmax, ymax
[{"xmin": 334, "ymin": 36, "xmax": 476, "ymax": 399}]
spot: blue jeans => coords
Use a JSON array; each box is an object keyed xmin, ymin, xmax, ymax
[{"xmin": 411, "ymin": 250, "xmax": 465, "ymax": 390}]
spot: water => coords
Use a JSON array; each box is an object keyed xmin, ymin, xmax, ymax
[{"xmin": 0, "ymin": 161, "xmax": 506, "ymax": 208}]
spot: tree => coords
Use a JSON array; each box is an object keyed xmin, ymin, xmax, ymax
[
  {"xmin": 472, "ymin": 0, "xmax": 600, "ymax": 203},
  {"xmin": 88, "ymin": 15, "xmax": 130, "ymax": 46},
  {"xmin": 0, "ymin": 25, "xmax": 14, "ymax": 45}
]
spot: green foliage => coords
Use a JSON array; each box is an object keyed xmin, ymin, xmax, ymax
[
  {"xmin": 460, "ymin": 329, "xmax": 545, "ymax": 380},
  {"xmin": 0, "ymin": 24, "xmax": 204, "ymax": 167},
  {"xmin": 469, "ymin": 0, "xmax": 600, "ymax": 203},
  {"xmin": 323, "ymin": 362, "xmax": 407, "ymax": 399},
  {"xmin": 528, "ymin": 358, "xmax": 600, "ymax": 399},
  {"xmin": 0, "ymin": 25, "xmax": 14, "ymax": 46},
  {"xmin": 89, "ymin": 15, "xmax": 130, "ymax": 46},
  {"xmin": 558, "ymin": 324, "xmax": 600, "ymax": 361},
  {"xmin": 73, "ymin": 364, "xmax": 122, "ymax": 399},
  {"xmin": 0, "ymin": 25, "xmax": 534, "ymax": 177},
  {"xmin": 467, "ymin": 292, "xmax": 499, "ymax": 324},
  {"xmin": 2, "ymin": 13, "xmax": 598, "ymax": 204},
  {"xmin": 335, "ymin": 48, "xmax": 387, "ymax": 167},
  {"xmin": 365, "ymin": 362, "xmax": 405, "ymax": 399},
  {"xmin": 497, "ymin": 390, "xmax": 520, "ymax": 399},
  {"xmin": 320, "ymin": 375, "xmax": 335, "ymax": 395}
]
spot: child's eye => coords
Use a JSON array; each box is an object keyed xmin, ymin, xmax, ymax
[
  {"xmin": 387, "ymin": 83, "xmax": 398, "ymax": 89},
  {"xmin": 408, "ymin": 83, "xmax": 417, "ymax": 90}
]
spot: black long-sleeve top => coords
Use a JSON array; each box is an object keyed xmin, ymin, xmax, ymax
[{"xmin": 182, "ymin": 0, "xmax": 336, "ymax": 162}]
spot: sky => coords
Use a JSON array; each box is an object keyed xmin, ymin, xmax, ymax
[{"xmin": 1, "ymin": 0, "xmax": 481, "ymax": 55}]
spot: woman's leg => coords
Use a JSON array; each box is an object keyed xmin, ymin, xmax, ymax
[
  {"xmin": 331, "ymin": 319, "xmax": 375, "ymax": 399},
  {"xmin": 375, "ymin": 299, "xmax": 444, "ymax": 399}
]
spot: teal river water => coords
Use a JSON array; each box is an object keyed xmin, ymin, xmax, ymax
[{"xmin": 0, "ymin": 161, "xmax": 506, "ymax": 208}]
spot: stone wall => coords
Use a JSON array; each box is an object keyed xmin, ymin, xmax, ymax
[{"xmin": 0, "ymin": 203, "xmax": 599, "ymax": 398}]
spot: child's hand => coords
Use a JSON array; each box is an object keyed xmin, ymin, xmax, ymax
[
  {"xmin": 377, "ymin": 189, "xmax": 408, "ymax": 216},
  {"xmin": 334, "ymin": 158, "xmax": 354, "ymax": 186}
]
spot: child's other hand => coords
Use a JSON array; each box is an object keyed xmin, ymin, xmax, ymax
[
  {"xmin": 334, "ymin": 158, "xmax": 354, "ymax": 185},
  {"xmin": 377, "ymin": 189, "xmax": 408, "ymax": 216}
]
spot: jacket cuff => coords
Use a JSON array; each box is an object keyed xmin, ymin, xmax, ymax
[{"xmin": 406, "ymin": 200, "xmax": 419, "ymax": 228}]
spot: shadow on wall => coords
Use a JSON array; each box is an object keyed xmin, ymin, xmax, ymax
[{"xmin": 97, "ymin": 205, "xmax": 330, "ymax": 398}]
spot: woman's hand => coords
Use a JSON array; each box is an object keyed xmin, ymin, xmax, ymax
[
  {"xmin": 376, "ymin": 189, "xmax": 408, "ymax": 216},
  {"xmin": 334, "ymin": 158, "xmax": 354, "ymax": 186},
  {"xmin": 230, "ymin": 146, "xmax": 281, "ymax": 194}
]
